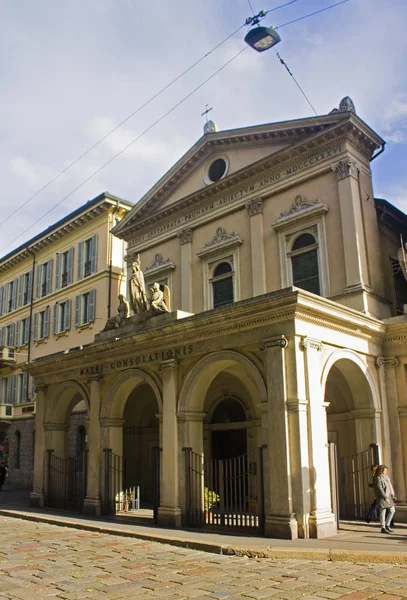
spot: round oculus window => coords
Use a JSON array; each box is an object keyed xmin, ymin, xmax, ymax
[{"xmin": 208, "ymin": 158, "xmax": 227, "ymax": 182}]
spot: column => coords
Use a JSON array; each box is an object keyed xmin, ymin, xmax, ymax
[
  {"xmin": 332, "ymin": 158, "xmax": 370, "ymax": 290},
  {"xmin": 261, "ymin": 336, "xmax": 298, "ymax": 539},
  {"xmin": 178, "ymin": 228, "xmax": 193, "ymax": 313},
  {"xmin": 83, "ymin": 375, "xmax": 102, "ymax": 516},
  {"xmin": 301, "ymin": 337, "xmax": 337, "ymax": 538},
  {"xmin": 158, "ymin": 358, "xmax": 182, "ymax": 526},
  {"xmin": 246, "ymin": 197, "xmax": 266, "ymax": 296},
  {"xmin": 377, "ymin": 356, "xmax": 406, "ymax": 500},
  {"xmin": 29, "ymin": 384, "xmax": 47, "ymax": 507}
]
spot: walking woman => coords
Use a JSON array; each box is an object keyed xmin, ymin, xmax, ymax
[{"xmin": 374, "ymin": 465, "xmax": 396, "ymax": 534}]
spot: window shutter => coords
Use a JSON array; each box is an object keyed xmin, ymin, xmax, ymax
[
  {"xmin": 36, "ymin": 265, "xmax": 41, "ymax": 299},
  {"xmin": 53, "ymin": 304, "xmax": 58, "ymax": 335},
  {"xmin": 55, "ymin": 253, "xmax": 61, "ymax": 291},
  {"xmin": 68, "ymin": 248, "xmax": 74, "ymax": 285},
  {"xmin": 89, "ymin": 289, "xmax": 96, "ymax": 323},
  {"xmin": 44, "ymin": 306, "xmax": 50, "ymax": 338},
  {"xmin": 16, "ymin": 321, "xmax": 21, "ymax": 347},
  {"xmin": 11, "ymin": 278, "xmax": 18, "ymax": 311},
  {"xmin": 91, "ymin": 234, "xmax": 98, "ymax": 274},
  {"xmin": 11, "ymin": 375, "xmax": 17, "ymax": 404},
  {"xmin": 0, "ymin": 327, "xmax": 5, "ymax": 346},
  {"xmin": 3, "ymin": 283, "xmax": 9, "ymax": 314},
  {"xmin": 18, "ymin": 275, "xmax": 24, "ymax": 308},
  {"xmin": 65, "ymin": 299, "xmax": 71, "ymax": 331},
  {"xmin": 21, "ymin": 373, "xmax": 28, "ymax": 404},
  {"xmin": 75, "ymin": 295, "xmax": 81, "ymax": 327},
  {"xmin": 9, "ymin": 323, "xmax": 15, "ymax": 347},
  {"xmin": 33, "ymin": 312, "xmax": 38, "ymax": 341},
  {"xmin": 27, "ymin": 269, "xmax": 33, "ymax": 304},
  {"xmin": 0, "ymin": 286, "xmax": 3, "ymax": 317},
  {"xmin": 24, "ymin": 316, "xmax": 31, "ymax": 345},
  {"xmin": 77, "ymin": 242, "xmax": 84, "ymax": 280},
  {"xmin": 46, "ymin": 259, "xmax": 53, "ymax": 295},
  {"xmin": 30, "ymin": 376, "xmax": 36, "ymax": 400}
]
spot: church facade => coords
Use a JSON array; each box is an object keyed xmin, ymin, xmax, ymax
[{"xmin": 28, "ymin": 98, "xmax": 407, "ymax": 539}]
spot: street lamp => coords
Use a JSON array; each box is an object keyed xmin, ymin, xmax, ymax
[{"xmin": 244, "ymin": 10, "xmax": 281, "ymax": 52}]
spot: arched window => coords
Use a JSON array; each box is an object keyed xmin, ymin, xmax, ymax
[
  {"xmin": 211, "ymin": 398, "xmax": 246, "ymax": 424},
  {"xmin": 211, "ymin": 262, "xmax": 234, "ymax": 308},
  {"xmin": 290, "ymin": 233, "xmax": 320, "ymax": 295},
  {"xmin": 15, "ymin": 430, "xmax": 21, "ymax": 469}
]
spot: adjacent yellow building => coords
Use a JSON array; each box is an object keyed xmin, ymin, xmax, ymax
[
  {"xmin": 0, "ymin": 193, "xmax": 132, "ymax": 486},
  {"xmin": 22, "ymin": 98, "xmax": 407, "ymax": 539}
]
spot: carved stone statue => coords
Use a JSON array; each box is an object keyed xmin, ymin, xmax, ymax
[
  {"xmin": 149, "ymin": 282, "xmax": 170, "ymax": 315},
  {"xmin": 103, "ymin": 294, "xmax": 129, "ymax": 331},
  {"xmin": 129, "ymin": 254, "xmax": 148, "ymax": 314}
]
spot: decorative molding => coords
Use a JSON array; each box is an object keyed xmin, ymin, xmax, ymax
[
  {"xmin": 376, "ymin": 356, "xmax": 399, "ymax": 368},
  {"xmin": 246, "ymin": 196, "xmax": 263, "ymax": 216},
  {"xmin": 279, "ymin": 195, "xmax": 322, "ymax": 219},
  {"xmin": 145, "ymin": 253, "xmax": 175, "ymax": 273},
  {"xmin": 286, "ymin": 399, "xmax": 308, "ymax": 412},
  {"xmin": 159, "ymin": 358, "xmax": 178, "ymax": 371},
  {"xmin": 177, "ymin": 411, "xmax": 206, "ymax": 422},
  {"xmin": 260, "ymin": 336, "xmax": 288, "ymax": 351},
  {"xmin": 87, "ymin": 374, "xmax": 103, "ymax": 383},
  {"xmin": 44, "ymin": 422, "xmax": 68, "ymax": 431},
  {"xmin": 197, "ymin": 227, "xmax": 243, "ymax": 259},
  {"xmin": 301, "ymin": 336, "xmax": 323, "ymax": 352},
  {"xmin": 34, "ymin": 384, "xmax": 48, "ymax": 395},
  {"xmin": 273, "ymin": 197, "xmax": 329, "ymax": 231},
  {"xmin": 177, "ymin": 228, "xmax": 192, "ymax": 245},
  {"xmin": 329, "ymin": 96, "xmax": 356, "ymax": 115},
  {"xmin": 331, "ymin": 158, "xmax": 360, "ymax": 180},
  {"xmin": 100, "ymin": 418, "xmax": 125, "ymax": 428}
]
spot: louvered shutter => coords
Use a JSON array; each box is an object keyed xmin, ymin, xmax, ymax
[
  {"xmin": 0, "ymin": 286, "xmax": 3, "ymax": 317},
  {"xmin": 27, "ymin": 270, "xmax": 33, "ymax": 304},
  {"xmin": 8, "ymin": 323, "xmax": 15, "ymax": 347},
  {"xmin": 44, "ymin": 306, "xmax": 50, "ymax": 337},
  {"xmin": 16, "ymin": 321, "xmax": 21, "ymax": 347},
  {"xmin": 46, "ymin": 259, "xmax": 53, "ymax": 295},
  {"xmin": 0, "ymin": 327, "xmax": 5, "ymax": 346},
  {"xmin": 33, "ymin": 313, "xmax": 38, "ymax": 341},
  {"xmin": 21, "ymin": 373, "xmax": 28, "ymax": 404},
  {"xmin": 55, "ymin": 253, "xmax": 61, "ymax": 291},
  {"xmin": 53, "ymin": 304, "xmax": 58, "ymax": 335},
  {"xmin": 18, "ymin": 275, "xmax": 24, "ymax": 308},
  {"xmin": 64, "ymin": 299, "xmax": 71, "ymax": 331},
  {"xmin": 89, "ymin": 289, "xmax": 96, "ymax": 323},
  {"xmin": 31, "ymin": 376, "xmax": 36, "ymax": 400},
  {"xmin": 67, "ymin": 248, "xmax": 74, "ymax": 285},
  {"xmin": 75, "ymin": 295, "xmax": 81, "ymax": 326},
  {"xmin": 11, "ymin": 375, "xmax": 17, "ymax": 404},
  {"xmin": 24, "ymin": 316, "xmax": 31, "ymax": 345},
  {"xmin": 11, "ymin": 278, "xmax": 18, "ymax": 311},
  {"xmin": 77, "ymin": 241, "xmax": 84, "ymax": 280},
  {"xmin": 3, "ymin": 283, "xmax": 9, "ymax": 313},
  {"xmin": 36, "ymin": 265, "xmax": 41, "ymax": 299},
  {"xmin": 91, "ymin": 234, "xmax": 98, "ymax": 274}
]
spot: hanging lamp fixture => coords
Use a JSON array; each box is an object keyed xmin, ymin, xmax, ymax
[{"xmin": 244, "ymin": 10, "xmax": 281, "ymax": 52}]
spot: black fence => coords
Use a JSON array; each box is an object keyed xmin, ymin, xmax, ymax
[
  {"xmin": 337, "ymin": 443, "xmax": 380, "ymax": 520},
  {"xmin": 45, "ymin": 450, "xmax": 87, "ymax": 512}
]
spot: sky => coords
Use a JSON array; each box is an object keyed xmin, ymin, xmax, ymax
[{"xmin": 1, "ymin": 0, "xmax": 407, "ymax": 257}]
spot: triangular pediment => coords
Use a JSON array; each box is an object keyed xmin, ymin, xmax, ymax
[{"xmin": 114, "ymin": 111, "xmax": 383, "ymax": 239}]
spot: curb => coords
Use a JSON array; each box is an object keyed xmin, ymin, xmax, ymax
[{"xmin": 1, "ymin": 509, "xmax": 406, "ymax": 564}]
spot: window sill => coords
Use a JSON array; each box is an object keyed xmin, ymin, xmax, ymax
[
  {"xmin": 56, "ymin": 330, "xmax": 69, "ymax": 339},
  {"xmin": 77, "ymin": 322, "xmax": 93, "ymax": 331},
  {"xmin": 35, "ymin": 337, "xmax": 48, "ymax": 346}
]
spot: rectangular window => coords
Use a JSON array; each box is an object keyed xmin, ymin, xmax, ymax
[
  {"xmin": 77, "ymin": 235, "xmax": 97, "ymax": 280},
  {"xmin": 36, "ymin": 259, "xmax": 53, "ymax": 299},
  {"xmin": 6, "ymin": 324, "xmax": 15, "ymax": 356},
  {"xmin": 18, "ymin": 271, "xmax": 32, "ymax": 307},
  {"xmin": 56, "ymin": 248, "xmax": 74, "ymax": 290},
  {"xmin": 17, "ymin": 373, "xmax": 28, "ymax": 403},
  {"xmin": 53, "ymin": 300, "xmax": 71, "ymax": 334},
  {"xmin": 33, "ymin": 307, "xmax": 50, "ymax": 341},
  {"xmin": 5, "ymin": 375, "xmax": 17, "ymax": 405},
  {"xmin": 75, "ymin": 289, "xmax": 96, "ymax": 326}
]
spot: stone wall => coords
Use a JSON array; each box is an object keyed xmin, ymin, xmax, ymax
[
  {"xmin": 7, "ymin": 417, "xmax": 35, "ymax": 488},
  {"xmin": 67, "ymin": 412, "xmax": 88, "ymax": 458}
]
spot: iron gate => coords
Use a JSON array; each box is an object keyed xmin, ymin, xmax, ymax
[
  {"xmin": 102, "ymin": 447, "xmax": 161, "ymax": 520},
  {"xmin": 332, "ymin": 443, "xmax": 380, "ymax": 520},
  {"xmin": 45, "ymin": 450, "xmax": 87, "ymax": 512},
  {"xmin": 183, "ymin": 447, "xmax": 264, "ymax": 533}
]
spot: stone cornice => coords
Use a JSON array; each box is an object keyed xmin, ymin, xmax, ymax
[
  {"xmin": 26, "ymin": 288, "xmax": 386, "ymax": 381},
  {"xmin": 118, "ymin": 115, "xmax": 381, "ymax": 244}
]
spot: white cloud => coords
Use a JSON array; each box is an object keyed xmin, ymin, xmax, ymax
[{"xmin": 9, "ymin": 157, "xmax": 42, "ymax": 185}]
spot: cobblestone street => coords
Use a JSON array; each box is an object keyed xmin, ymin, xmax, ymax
[{"xmin": 2, "ymin": 517, "xmax": 407, "ymax": 600}]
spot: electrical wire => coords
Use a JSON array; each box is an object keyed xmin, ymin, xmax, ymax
[
  {"xmin": 266, "ymin": 0, "xmax": 302, "ymax": 14},
  {"xmin": 0, "ymin": 0, "xmax": 306, "ymax": 235},
  {"xmin": 275, "ymin": 51, "xmax": 318, "ymax": 115},
  {"xmin": 1, "ymin": 0, "xmax": 352, "ymax": 255},
  {"xmin": 0, "ymin": 46, "xmax": 248, "ymax": 256}
]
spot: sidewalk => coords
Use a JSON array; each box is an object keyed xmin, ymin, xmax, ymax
[{"xmin": 1, "ymin": 484, "xmax": 406, "ymax": 564}]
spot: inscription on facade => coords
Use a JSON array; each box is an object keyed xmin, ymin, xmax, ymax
[
  {"xmin": 79, "ymin": 344, "xmax": 193, "ymax": 376},
  {"xmin": 129, "ymin": 145, "xmax": 342, "ymax": 247}
]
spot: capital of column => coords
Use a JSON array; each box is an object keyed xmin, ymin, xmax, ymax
[
  {"xmin": 376, "ymin": 356, "xmax": 399, "ymax": 368},
  {"xmin": 87, "ymin": 374, "xmax": 103, "ymax": 384},
  {"xmin": 35, "ymin": 384, "xmax": 48, "ymax": 395},
  {"xmin": 301, "ymin": 336, "xmax": 323, "ymax": 352},
  {"xmin": 100, "ymin": 417, "xmax": 125, "ymax": 428},
  {"xmin": 159, "ymin": 358, "xmax": 178, "ymax": 371},
  {"xmin": 246, "ymin": 196, "xmax": 263, "ymax": 216},
  {"xmin": 286, "ymin": 398, "xmax": 308, "ymax": 412},
  {"xmin": 331, "ymin": 158, "xmax": 360, "ymax": 180},
  {"xmin": 178, "ymin": 228, "xmax": 193, "ymax": 245},
  {"xmin": 44, "ymin": 422, "xmax": 68, "ymax": 432},
  {"xmin": 260, "ymin": 336, "xmax": 288, "ymax": 351},
  {"xmin": 177, "ymin": 410, "xmax": 206, "ymax": 423}
]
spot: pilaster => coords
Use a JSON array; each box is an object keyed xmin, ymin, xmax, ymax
[
  {"xmin": 246, "ymin": 196, "xmax": 266, "ymax": 296},
  {"xmin": 260, "ymin": 336, "xmax": 298, "ymax": 539},
  {"xmin": 83, "ymin": 375, "xmax": 102, "ymax": 516},
  {"xmin": 29, "ymin": 384, "xmax": 47, "ymax": 508},
  {"xmin": 332, "ymin": 158, "xmax": 370, "ymax": 291},
  {"xmin": 377, "ymin": 356, "xmax": 406, "ymax": 500},
  {"xmin": 157, "ymin": 358, "xmax": 182, "ymax": 527},
  {"xmin": 178, "ymin": 228, "xmax": 193, "ymax": 313}
]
